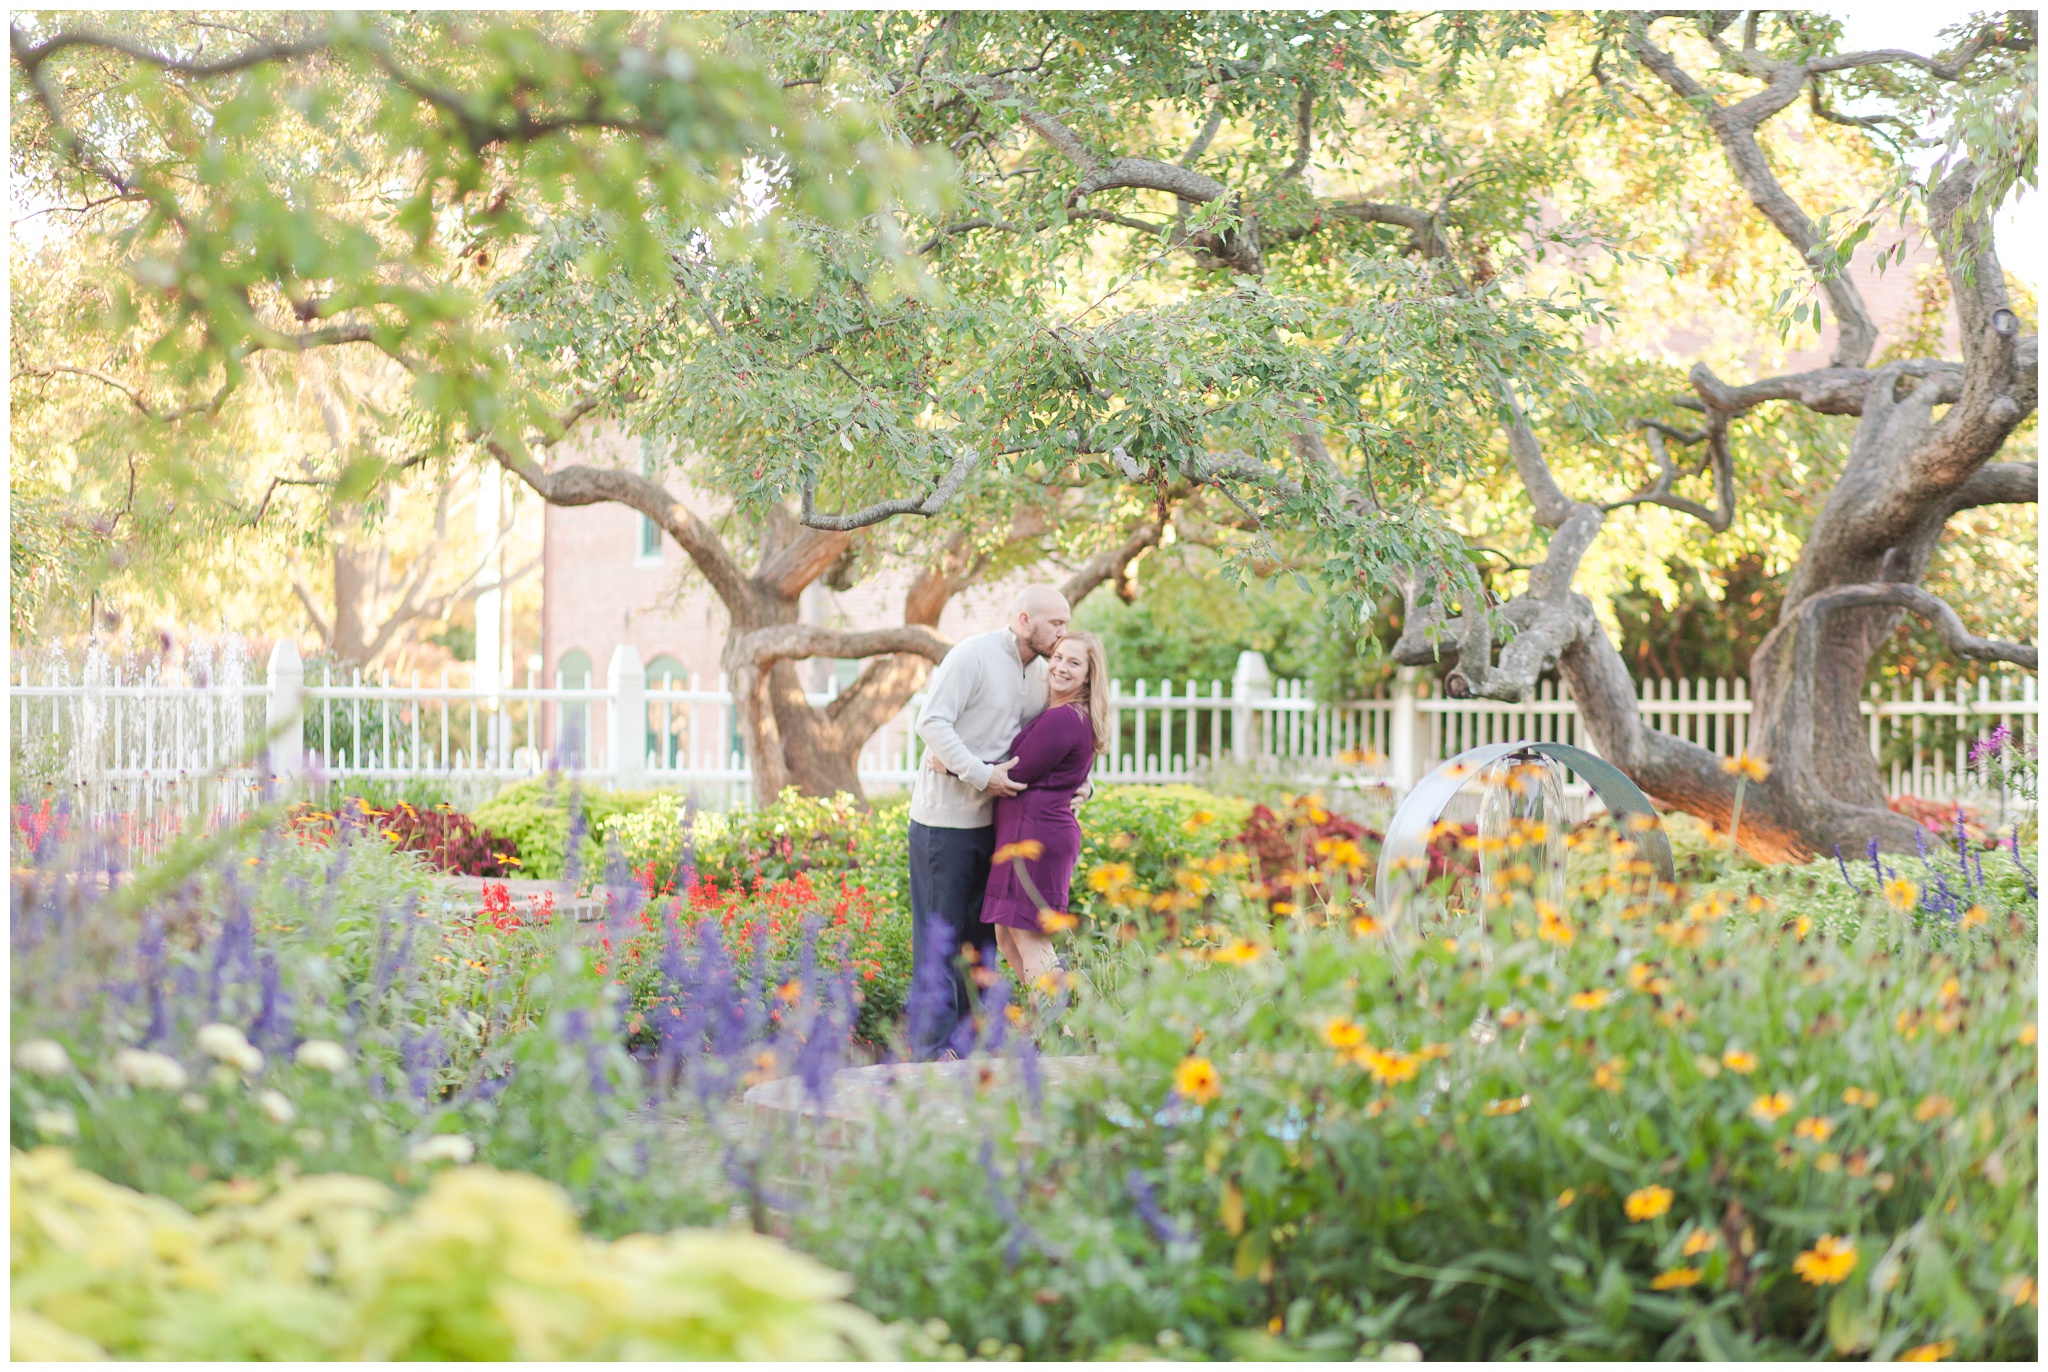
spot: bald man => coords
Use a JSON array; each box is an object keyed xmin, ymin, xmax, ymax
[{"xmin": 906, "ymin": 584, "xmax": 1071, "ymax": 1059}]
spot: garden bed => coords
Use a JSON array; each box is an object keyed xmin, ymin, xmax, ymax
[{"xmin": 11, "ymin": 781, "xmax": 2038, "ymax": 1361}]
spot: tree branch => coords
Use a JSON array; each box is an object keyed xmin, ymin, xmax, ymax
[
  {"xmin": 1070, "ymin": 156, "xmax": 1230, "ymax": 205},
  {"xmin": 755, "ymin": 524, "xmax": 854, "ymax": 601},
  {"xmin": 798, "ymin": 441, "xmax": 985, "ymax": 531},
  {"xmin": 1606, "ymin": 416, "xmax": 1735, "ymax": 531},
  {"xmin": 489, "ymin": 436, "xmax": 752, "ymax": 609},
  {"xmin": 1282, "ymin": 82, "xmax": 1314, "ymax": 180},
  {"xmin": 1059, "ymin": 521, "xmax": 1161, "ymax": 606},
  {"xmin": 12, "ymin": 23, "xmax": 326, "ymax": 79},
  {"xmin": 1178, "ymin": 98, "xmax": 1227, "ymax": 168},
  {"xmin": 1945, "ymin": 462, "xmax": 2039, "ymax": 515},
  {"xmin": 1313, "ymin": 199, "xmax": 1452, "ymax": 258},
  {"xmin": 20, "ymin": 363, "xmax": 229, "ymax": 421},
  {"xmin": 1687, "ymin": 358, "xmax": 1892, "ymax": 415},
  {"xmin": 1798, "ymin": 582, "xmax": 2036, "ymax": 668},
  {"xmin": 1627, "ymin": 15, "xmax": 1879, "ymax": 368},
  {"xmin": 733, "ymin": 622, "xmax": 952, "ymax": 671},
  {"xmin": 289, "ymin": 570, "xmax": 332, "ymax": 644}
]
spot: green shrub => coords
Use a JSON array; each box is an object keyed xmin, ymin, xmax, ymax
[
  {"xmin": 614, "ymin": 789, "xmax": 912, "ymax": 921},
  {"xmin": 605, "ymin": 869, "xmax": 910, "ymax": 1048},
  {"xmin": 790, "ymin": 811, "xmax": 2038, "ymax": 1361},
  {"xmin": 608, "ymin": 790, "xmax": 915, "ymax": 1041},
  {"xmin": 1074, "ymin": 784, "xmax": 1252, "ymax": 920},
  {"xmin": 10, "ymin": 1148, "xmax": 893, "ymax": 1360},
  {"xmin": 7, "ymin": 825, "xmax": 613, "ymax": 1205},
  {"xmin": 470, "ymin": 778, "xmax": 667, "ymax": 881}
]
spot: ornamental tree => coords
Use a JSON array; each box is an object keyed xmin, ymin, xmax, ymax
[
  {"xmin": 16, "ymin": 10, "xmax": 2035, "ymax": 853},
  {"xmin": 1385, "ymin": 12, "xmax": 2037, "ymax": 860}
]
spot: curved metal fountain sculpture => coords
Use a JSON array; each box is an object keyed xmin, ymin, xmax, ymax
[{"xmin": 1374, "ymin": 741, "xmax": 1676, "ymax": 929}]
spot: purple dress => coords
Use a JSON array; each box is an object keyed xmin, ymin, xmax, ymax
[{"xmin": 982, "ymin": 703, "xmax": 1096, "ymax": 932}]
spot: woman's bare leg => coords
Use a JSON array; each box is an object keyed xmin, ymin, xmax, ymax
[
  {"xmin": 1009, "ymin": 926, "xmax": 1060, "ymax": 985},
  {"xmin": 993, "ymin": 924, "xmax": 1059, "ymax": 987},
  {"xmin": 993, "ymin": 925, "xmax": 1026, "ymax": 985}
]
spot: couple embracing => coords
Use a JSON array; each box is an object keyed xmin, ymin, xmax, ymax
[{"xmin": 907, "ymin": 584, "xmax": 1111, "ymax": 1060}]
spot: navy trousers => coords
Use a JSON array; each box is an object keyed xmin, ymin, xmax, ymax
[{"xmin": 907, "ymin": 821, "xmax": 998, "ymax": 1059}]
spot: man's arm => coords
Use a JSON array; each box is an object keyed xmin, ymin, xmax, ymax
[{"xmin": 914, "ymin": 646, "xmax": 995, "ymax": 790}]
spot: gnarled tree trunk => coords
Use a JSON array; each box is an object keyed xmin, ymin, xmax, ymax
[
  {"xmin": 1392, "ymin": 18, "xmax": 2038, "ymax": 861},
  {"xmin": 495, "ymin": 436, "xmax": 1161, "ymax": 804}
]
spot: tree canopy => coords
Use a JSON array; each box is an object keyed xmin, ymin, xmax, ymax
[{"xmin": 12, "ymin": 9, "xmax": 2037, "ymax": 850}]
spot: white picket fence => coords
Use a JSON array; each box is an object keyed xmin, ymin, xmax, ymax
[{"xmin": 11, "ymin": 640, "xmax": 2037, "ymax": 845}]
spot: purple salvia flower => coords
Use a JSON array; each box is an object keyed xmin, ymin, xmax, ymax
[
  {"xmin": 982, "ymin": 979, "xmax": 1011, "ymax": 1055},
  {"xmin": 793, "ymin": 967, "xmax": 855, "ymax": 1108},
  {"xmin": 675, "ymin": 794, "xmax": 700, "ymax": 896},
  {"xmin": 1125, "ymin": 1168, "xmax": 1186, "ymax": 1245},
  {"xmin": 979, "ymin": 1140, "xmax": 1061, "ymax": 1268},
  {"xmin": 723, "ymin": 1144, "xmax": 794, "ymax": 1221},
  {"xmin": 1933, "ymin": 871, "xmax": 1957, "ymax": 921},
  {"xmin": 946, "ymin": 1013, "xmax": 979, "ymax": 1061},
  {"xmin": 1017, "ymin": 1034, "xmax": 1043, "ymax": 1115},
  {"xmin": 563, "ymin": 782, "xmax": 589, "ymax": 891},
  {"xmin": 561, "ymin": 1007, "xmax": 613, "ymax": 1098},
  {"xmin": 2011, "ymin": 827, "xmax": 2036, "ymax": 897},
  {"xmin": 249, "ymin": 951, "xmax": 293, "ymax": 1050},
  {"xmin": 399, "ymin": 1028, "xmax": 445, "ymax": 1103},
  {"xmin": 651, "ymin": 920, "xmax": 692, "ymax": 1100},
  {"xmin": 562, "ymin": 1008, "xmax": 591, "ymax": 1045},
  {"xmin": 906, "ymin": 915, "xmax": 957, "ymax": 1060},
  {"xmin": 739, "ymin": 917, "xmax": 771, "ymax": 1054},
  {"xmin": 1834, "ymin": 845, "xmax": 1863, "ymax": 894},
  {"xmin": 366, "ymin": 911, "xmax": 397, "ymax": 1009}
]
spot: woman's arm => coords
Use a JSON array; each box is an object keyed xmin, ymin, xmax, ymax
[{"xmin": 1003, "ymin": 707, "xmax": 1087, "ymax": 786}]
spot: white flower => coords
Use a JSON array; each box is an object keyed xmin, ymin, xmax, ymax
[
  {"xmin": 195, "ymin": 1023, "xmax": 264, "ymax": 1074},
  {"xmin": 113, "ymin": 1048, "xmax": 190, "ymax": 1091},
  {"xmin": 179, "ymin": 1093, "xmax": 209, "ymax": 1115},
  {"xmin": 294, "ymin": 1039, "xmax": 350, "ymax": 1073},
  {"xmin": 256, "ymin": 1090, "xmax": 296, "ymax": 1125},
  {"xmin": 15, "ymin": 1039, "xmax": 72, "ymax": 1077},
  {"xmin": 1378, "ymin": 1343, "xmax": 1423, "ymax": 1362},
  {"xmin": 408, "ymin": 1134, "xmax": 476, "ymax": 1165},
  {"xmin": 31, "ymin": 1108, "xmax": 79, "ymax": 1139}
]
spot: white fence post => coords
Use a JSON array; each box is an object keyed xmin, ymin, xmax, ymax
[
  {"xmin": 1231, "ymin": 651, "xmax": 1272, "ymax": 763},
  {"xmin": 17, "ymin": 648, "xmax": 2038, "ymax": 826},
  {"xmin": 608, "ymin": 644, "xmax": 645, "ymax": 789},
  {"xmin": 266, "ymin": 640, "xmax": 304, "ymax": 782},
  {"xmin": 1390, "ymin": 665, "xmax": 1422, "ymax": 793}
]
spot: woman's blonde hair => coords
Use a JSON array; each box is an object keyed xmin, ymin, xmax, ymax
[{"xmin": 1054, "ymin": 630, "xmax": 1113, "ymax": 756}]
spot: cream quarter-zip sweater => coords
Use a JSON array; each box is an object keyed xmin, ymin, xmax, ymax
[{"xmin": 909, "ymin": 629, "xmax": 1048, "ymax": 829}]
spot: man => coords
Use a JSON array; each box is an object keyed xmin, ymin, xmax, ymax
[{"xmin": 907, "ymin": 583, "xmax": 1071, "ymax": 1059}]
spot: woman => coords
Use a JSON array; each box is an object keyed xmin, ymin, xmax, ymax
[{"xmin": 980, "ymin": 630, "xmax": 1111, "ymax": 986}]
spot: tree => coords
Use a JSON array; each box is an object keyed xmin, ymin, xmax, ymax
[
  {"xmin": 10, "ymin": 12, "xmax": 1202, "ymax": 800},
  {"xmin": 522, "ymin": 10, "xmax": 1554, "ymax": 799},
  {"xmin": 1383, "ymin": 12, "xmax": 2037, "ymax": 860},
  {"xmin": 10, "ymin": 233, "xmax": 528, "ymax": 670},
  {"xmin": 19, "ymin": 11, "xmax": 2030, "ymax": 853}
]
